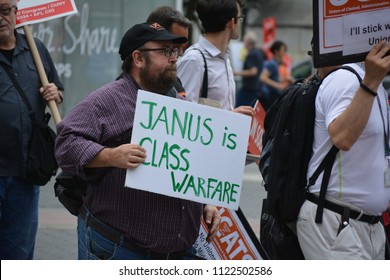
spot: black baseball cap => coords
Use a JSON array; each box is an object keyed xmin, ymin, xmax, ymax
[{"xmin": 119, "ymin": 22, "xmax": 188, "ymax": 60}]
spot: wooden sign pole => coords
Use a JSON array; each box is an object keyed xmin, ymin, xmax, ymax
[{"xmin": 23, "ymin": 25, "xmax": 62, "ymax": 125}]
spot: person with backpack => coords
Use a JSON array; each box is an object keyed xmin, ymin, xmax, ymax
[
  {"xmin": 55, "ymin": 22, "xmax": 221, "ymax": 260},
  {"xmin": 297, "ymin": 41, "xmax": 390, "ymax": 259}
]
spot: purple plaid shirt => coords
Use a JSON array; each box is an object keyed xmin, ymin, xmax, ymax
[{"xmin": 55, "ymin": 74, "xmax": 203, "ymax": 253}]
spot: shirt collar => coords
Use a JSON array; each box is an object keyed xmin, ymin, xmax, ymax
[
  {"xmin": 198, "ymin": 35, "xmax": 231, "ymax": 59},
  {"xmin": 0, "ymin": 32, "xmax": 29, "ymax": 65},
  {"xmin": 14, "ymin": 32, "xmax": 30, "ymax": 55},
  {"xmin": 123, "ymin": 73, "xmax": 141, "ymax": 89}
]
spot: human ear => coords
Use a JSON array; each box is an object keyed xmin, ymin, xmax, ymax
[
  {"xmin": 133, "ymin": 51, "xmax": 144, "ymax": 67},
  {"xmin": 227, "ymin": 18, "xmax": 235, "ymax": 30}
]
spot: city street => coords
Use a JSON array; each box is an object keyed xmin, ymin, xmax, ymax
[{"xmin": 33, "ymin": 162, "xmax": 266, "ymax": 260}]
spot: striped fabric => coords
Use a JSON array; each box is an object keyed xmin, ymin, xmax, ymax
[{"xmin": 55, "ymin": 74, "xmax": 203, "ymax": 253}]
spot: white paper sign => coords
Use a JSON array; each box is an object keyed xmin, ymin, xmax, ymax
[
  {"xmin": 125, "ymin": 90, "xmax": 252, "ymax": 210},
  {"xmin": 16, "ymin": 0, "xmax": 78, "ymax": 28},
  {"xmin": 343, "ymin": 9, "xmax": 390, "ymax": 55},
  {"xmin": 314, "ymin": 0, "xmax": 390, "ymax": 68}
]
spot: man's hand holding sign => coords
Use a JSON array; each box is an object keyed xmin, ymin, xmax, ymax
[
  {"xmin": 16, "ymin": 0, "xmax": 78, "ymax": 124},
  {"xmin": 124, "ymin": 91, "xmax": 251, "ymax": 244},
  {"xmin": 313, "ymin": 0, "xmax": 390, "ymax": 67},
  {"xmin": 0, "ymin": 0, "xmax": 76, "ymax": 260},
  {"xmin": 125, "ymin": 90, "xmax": 252, "ymax": 211}
]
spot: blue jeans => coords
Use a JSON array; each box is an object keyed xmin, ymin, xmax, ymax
[
  {"xmin": 0, "ymin": 177, "xmax": 39, "ymax": 260},
  {"xmin": 77, "ymin": 210, "xmax": 199, "ymax": 260}
]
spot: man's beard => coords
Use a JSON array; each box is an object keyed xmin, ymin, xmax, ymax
[{"xmin": 140, "ymin": 57, "xmax": 176, "ymax": 94}]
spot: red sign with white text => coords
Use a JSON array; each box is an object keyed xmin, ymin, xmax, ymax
[
  {"xmin": 16, "ymin": 0, "xmax": 78, "ymax": 28},
  {"xmin": 262, "ymin": 16, "xmax": 276, "ymax": 59},
  {"xmin": 248, "ymin": 101, "xmax": 266, "ymax": 158}
]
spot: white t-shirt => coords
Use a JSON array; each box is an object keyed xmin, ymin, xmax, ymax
[
  {"xmin": 307, "ymin": 63, "xmax": 390, "ymax": 215},
  {"xmin": 177, "ymin": 36, "xmax": 236, "ymax": 110}
]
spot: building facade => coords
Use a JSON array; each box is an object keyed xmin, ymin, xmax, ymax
[{"xmin": 26, "ymin": 0, "xmax": 312, "ymax": 115}]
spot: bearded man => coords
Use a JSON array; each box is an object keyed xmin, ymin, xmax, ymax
[{"xmin": 54, "ymin": 22, "xmax": 220, "ymax": 260}]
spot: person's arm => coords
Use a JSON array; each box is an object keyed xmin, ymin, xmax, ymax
[
  {"xmin": 86, "ymin": 144, "xmax": 145, "ymax": 169},
  {"xmin": 55, "ymin": 97, "xmax": 145, "ymax": 179},
  {"xmin": 234, "ymin": 66, "xmax": 258, "ymax": 78},
  {"xmin": 36, "ymin": 38, "xmax": 64, "ymax": 104},
  {"xmin": 260, "ymin": 68, "xmax": 284, "ymax": 91},
  {"xmin": 328, "ymin": 41, "xmax": 390, "ymax": 151}
]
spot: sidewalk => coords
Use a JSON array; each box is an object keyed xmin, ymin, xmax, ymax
[
  {"xmin": 34, "ymin": 163, "xmax": 264, "ymax": 260},
  {"xmin": 34, "ymin": 180, "xmax": 77, "ymax": 260}
]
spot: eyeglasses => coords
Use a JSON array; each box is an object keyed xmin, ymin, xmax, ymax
[
  {"xmin": 139, "ymin": 47, "xmax": 179, "ymax": 58},
  {"xmin": 0, "ymin": 6, "xmax": 16, "ymax": 16},
  {"xmin": 236, "ymin": 15, "xmax": 245, "ymax": 23}
]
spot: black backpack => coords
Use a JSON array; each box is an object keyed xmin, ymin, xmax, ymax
[
  {"xmin": 54, "ymin": 171, "xmax": 87, "ymax": 216},
  {"xmin": 258, "ymin": 66, "xmax": 361, "ymax": 259}
]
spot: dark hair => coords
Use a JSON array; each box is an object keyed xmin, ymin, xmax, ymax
[
  {"xmin": 196, "ymin": 0, "xmax": 245, "ymax": 33},
  {"xmin": 270, "ymin": 40, "xmax": 287, "ymax": 55},
  {"xmin": 147, "ymin": 6, "xmax": 191, "ymax": 32},
  {"xmin": 122, "ymin": 45, "xmax": 155, "ymax": 74},
  {"xmin": 121, "ymin": 53, "xmax": 134, "ymax": 73}
]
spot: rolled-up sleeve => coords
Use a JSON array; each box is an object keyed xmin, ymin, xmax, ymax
[{"xmin": 55, "ymin": 97, "xmax": 106, "ymax": 178}]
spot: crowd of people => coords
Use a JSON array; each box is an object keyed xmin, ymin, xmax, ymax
[{"xmin": 1, "ymin": 0, "xmax": 389, "ymax": 260}]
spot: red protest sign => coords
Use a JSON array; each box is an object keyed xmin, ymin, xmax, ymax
[
  {"xmin": 15, "ymin": 1, "xmax": 78, "ymax": 124},
  {"xmin": 262, "ymin": 16, "xmax": 276, "ymax": 59},
  {"xmin": 248, "ymin": 101, "xmax": 266, "ymax": 158},
  {"xmin": 16, "ymin": 0, "xmax": 78, "ymax": 28}
]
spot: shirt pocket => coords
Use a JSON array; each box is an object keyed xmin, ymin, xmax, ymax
[
  {"xmin": 20, "ymin": 53, "xmax": 41, "ymax": 90},
  {"xmin": 24, "ymin": 54, "xmax": 39, "ymax": 73}
]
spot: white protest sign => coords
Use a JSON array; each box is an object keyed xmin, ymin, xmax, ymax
[
  {"xmin": 314, "ymin": 0, "xmax": 390, "ymax": 67},
  {"xmin": 343, "ymin": 9, "xmax": 390, "ymax": 55},
  {"xmin": 16, "ymin": 0, "xmax": 78, "ymax": 28},
  {"xmin": 319, "ymin": 0, "xmax": 390, "ymax": 55},
  {"xmin": 125, "ymin": 90, "xmax": 252, "ymax": 210}
]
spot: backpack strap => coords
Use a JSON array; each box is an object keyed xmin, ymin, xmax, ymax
[
  {"xmin": 338, "ymin": 65, "xmax": 362, "ymax": 83},
  {"xmin": 322, "ymin": 65, "xmax": 362, "ymax": 83},
  {"xmin": 307, "ymin": 64, "xmax": 362, "ymax": 223},
  {"xmin": 191, "ymin": 48, "xmax": 208, "ymax": 99},
  {"xmin": 307, "ymin": 145, "xmax": 339, "ymax": 223},
  {"xmin": 173, "ymin": 78, "xmax": 186, "ymax": 97}
]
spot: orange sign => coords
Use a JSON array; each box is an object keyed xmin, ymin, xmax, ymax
[
  {"xmin": 195, "ymin": 207, "xmax": 263, "ymax": 260},
  {"xmin": 212, "ymin": 207, "xmax": 260, "ymax": 259}
]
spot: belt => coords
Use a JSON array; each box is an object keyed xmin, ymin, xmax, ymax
[
  {"xmin": 306, "ymin": 193, "xmax": 381, "ymax": 224},
  {"xmin": 79, "ymin": 207, "xmax": 192, "ymax": 260}
]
